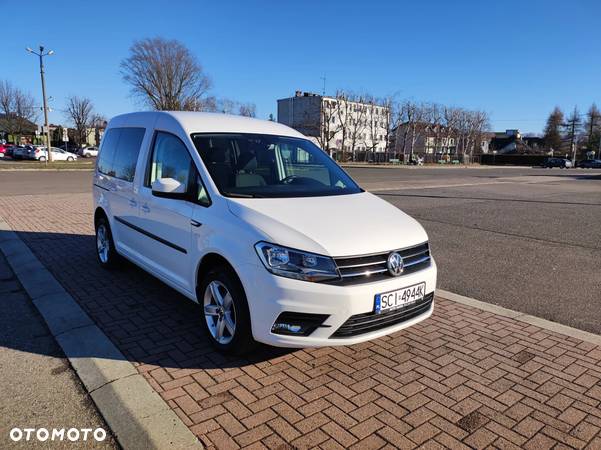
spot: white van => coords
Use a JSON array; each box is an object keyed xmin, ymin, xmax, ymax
[{"xmin": 93, "ymin": 112, "xmax": 436, "ymax": 353}]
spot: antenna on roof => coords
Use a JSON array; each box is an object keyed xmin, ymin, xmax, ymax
[{"xmin": 320, "ymin": 74, "xmax": 326, "ymax": 96}]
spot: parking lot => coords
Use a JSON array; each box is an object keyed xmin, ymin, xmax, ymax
[
  {"xmin": 2, "ymin": 166, "xmax": 599, "ymax": 333},
  {"xmin": 1, "ymin": 166, "xmax": 600, "ymax": 449}
]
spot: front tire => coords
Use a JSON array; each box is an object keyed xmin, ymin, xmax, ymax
[
  {"xmin": 39, "ymin": 156, "xmax": 46, "ymax": 162},
  {"xmin": 199, "ymin": 266, "xmax": 256, "ymax": 354},
  {"xmin": 95, "ymin": 216, "xmax": 120, "ymax": 269},
  {"xmin": 67, "ymin": 156, "xmax": 74, "ymax": 161}
]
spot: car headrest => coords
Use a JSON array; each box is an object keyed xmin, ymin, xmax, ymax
[
  {"xmin": 208, "ymin": 147, "xmax": 228, "ymax": 164},
  {"xmin": 237, "ymin": 152, "xmax": 258, "ymax": 171}
]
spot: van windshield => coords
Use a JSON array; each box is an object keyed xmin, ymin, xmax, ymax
[{"xmin": 191, "ymin": 133, "xmax": 363, "ymax": 198}]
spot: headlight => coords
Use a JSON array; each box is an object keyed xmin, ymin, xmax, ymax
[{"xmin": 254, "ymin": 242, "xmax": 339, "ymax": 282}]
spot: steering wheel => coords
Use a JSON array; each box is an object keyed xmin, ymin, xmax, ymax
[{"xmin": 280, "ymin": 175, "xmax": 300, "ymax": 184}]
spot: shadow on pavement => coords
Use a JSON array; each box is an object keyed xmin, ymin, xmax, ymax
[{"xmin": 1, "ymin": 230, "xmax": 297, "ymax": 370}]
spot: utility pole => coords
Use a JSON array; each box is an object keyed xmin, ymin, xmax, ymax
[{"xmin": 26, "ymin": 46, "xmax": 54, "ymax": 164}]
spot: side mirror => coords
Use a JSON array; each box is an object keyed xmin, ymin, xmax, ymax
[{"xmin": 151, "ymin": 178, "xmax": 187, "ymax": 199}]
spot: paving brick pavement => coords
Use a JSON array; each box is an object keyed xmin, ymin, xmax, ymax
[{"xmin": 1, "ymin": 192, "xmax": 601, "ymax": 449}]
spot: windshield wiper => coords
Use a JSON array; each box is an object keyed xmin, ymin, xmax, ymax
[{"xmin": 224, "ymin": 192, "xmax": 265, "ymax": 198}]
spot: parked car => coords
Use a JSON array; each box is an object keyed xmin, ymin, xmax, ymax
[
  {"xmin": 12, "ymin": 145, "xmax": 34, "ymax": 160},
  {"xmin": 33, "ymin": 147, "xmax": 78, "ymax": 162},
  {"xmin": 542, "ymin": 157, "xmax": 572, "ymax": 168},
  {"xmin": 3, "ymin": 145, "xmax": 15, "ymax": 158},
  {"xmin": 93, "ymin": 112, "xmax": 437, "ymax": 354},
  {"xmin": 79, "ymin": 146, "xmax": 99, "ymax": 158},
  {"xmin": 0, "ymin": 143, "xmax": 9, "ymax": 158},
  {"xmin": 577, "ymin": 159, "xmax": 601, "ymax": 168},
  {"xmin": 59, "ymin": 143, "xmax": 80, "ymax": 154}
]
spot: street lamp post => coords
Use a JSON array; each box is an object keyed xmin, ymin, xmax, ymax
[{"xmin": 26, "ymin": 46, "xmax": 54, "ymax": 164}]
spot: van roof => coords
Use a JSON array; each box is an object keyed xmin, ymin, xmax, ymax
[{"xmin": 108, "ymin": 111, "xmax": 305, "ymax": 138}]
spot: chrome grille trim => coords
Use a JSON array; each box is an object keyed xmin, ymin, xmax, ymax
[{"xmin": 325, "ymin": 242, "xmax": 431, "ymax": 286}]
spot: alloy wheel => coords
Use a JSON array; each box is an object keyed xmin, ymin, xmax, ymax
[
  {"xmin": 203, "ymin": 280, "xmax": 236, "ymax": 344},
  {"xmin": 96, "ymin": 224, "xmax": 109, "ymax": 263}
]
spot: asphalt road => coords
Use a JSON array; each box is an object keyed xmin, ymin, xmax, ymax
[
  {"xmin": 1, "ymin": 166, "xmax": 600, "ymax": 333},
  {"xmin": 0, "ymin": 252, "xmax": 118, "ymax": 449}
]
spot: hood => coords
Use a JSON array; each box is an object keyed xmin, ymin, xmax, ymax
[{"xmin": 226, "ymin": 192, "xmax": 428, "ymax": 257}]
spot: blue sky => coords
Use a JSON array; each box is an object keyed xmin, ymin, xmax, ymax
[{"xmin": 3, "ymin": 0, "xmax": 600, "ymax": 133}]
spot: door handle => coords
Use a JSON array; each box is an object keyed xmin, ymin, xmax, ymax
[
  {"xmin": 129, "ymin": 199, "xmax": 137, "ymax": 207},
  {"xmin": 141, "ymin": 204, "xmax": 150, "ymax": 213},
  {"xmin": 191, "ymin": 220, "xmax": 202, "ymax": 227}
]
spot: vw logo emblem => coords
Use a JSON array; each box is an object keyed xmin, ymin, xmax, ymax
[{"xmin": 387, "ymin": 252, "xmax": 404, "ymax": 276}]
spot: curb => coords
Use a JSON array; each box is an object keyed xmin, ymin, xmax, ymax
[
  {"xmin": 0, "ymin": 217, "xmax": 203, "ymax": 450},
  {"xmin": 436, "ymin": 288, "xmax": 601, "ymax": 347}
]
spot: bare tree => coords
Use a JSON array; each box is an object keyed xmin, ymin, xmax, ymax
[
  {"xmin": 365, "ymin": 96, "xmax": 391, "ymax": 162},
  {"xmin": 66, "ymin": 96, "xmax": 94, "ymax": 147},
  {"xmin": 120, "ymin": 37, "xmax": 213, "ymax": 111},
  {"xmin": 0, "ymin": 80, "xmax": 38, "ymax": 144},
  {"xmin": 316, "ymin": 98, "xmax": 341, "ymax": 156},
  {"xmin": 90, "ymin": 114, "xmax": 107, "ymax": 146},
  {"xmin": 214, "ymin": 98, "xmax": 237, "ymax": 114},
  {"xmin": 238, "ymin": 103, "xmax": 256, "ymax": 117},
  {"xmin": 347, "ymin": 94, "xmax": 368, "ymax": 161},
  {"xmin": 334, "ymin": 91, "xmax": 355, "ymax": 161}
]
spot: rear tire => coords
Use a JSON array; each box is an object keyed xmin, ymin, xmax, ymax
[
  {"xmin": 198, "ymin": 265, "xmax": 257, "ymax": 355},
  {"xmin": 67, "ymin": 156, "xmax": 74, "ymax": 161},
  {"xmin": 95, "ymin": 216, "xmax": 120, "ymax": 269}
]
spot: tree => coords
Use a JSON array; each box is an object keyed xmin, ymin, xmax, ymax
[
  {"xmin": 238, "ymin": 103, "xmax": 256, "ymax": 117},
  {"xmin": 584, "ymin": 104, "xmax": 601, "ymax": 154},
  {"xmin": 346, "ymin": 94, "xmax": 368, "ymax": 161},
  {"xmin": 0, "ymin": 80, "xmax": 38, "ymax": 144},
  {"xmin": 66, "ymin": 96, "xmax": 94, "ymax": 147},
  {"xmin": 120, "ymin": 37, "xmax": 212, "ymax": 111},
  {"xmin": 563, "ymin": 106, "xmax": 582, "ymax": 160},
  {"xmin": 543, "ymin": 107, "xmax": 564, "ymax": 153},
  {"xmin": 334, "ymin": 91, "xmax": 355, "ymax": 161}
]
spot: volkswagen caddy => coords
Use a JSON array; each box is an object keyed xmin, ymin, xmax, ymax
[{"xmin": 93, "ymin": 112, "xmax": 437, "ymax": 353}]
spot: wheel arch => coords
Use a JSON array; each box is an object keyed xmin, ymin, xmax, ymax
[
  {"xmin": 195, "ymin": 252, "xmax": 246, "ymax": 300},
  {"xmin": 94, "ymin": 206, "xmax": 108, "ymax": 227}
]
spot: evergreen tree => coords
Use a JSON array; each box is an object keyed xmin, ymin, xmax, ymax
[{"xmin": 543, "ymin": 107, "xmax": 563, "ymax": 153}]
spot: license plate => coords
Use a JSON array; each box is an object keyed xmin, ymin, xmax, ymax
[{"xmin": 375, "ymin": 282, "xmax": 426, "ymax": 314}]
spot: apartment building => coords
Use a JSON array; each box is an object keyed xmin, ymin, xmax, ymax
[{"xmin": 277, "ymin": 91, "xmax": 389, "ymax": 160}]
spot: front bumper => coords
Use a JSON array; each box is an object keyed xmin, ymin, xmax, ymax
[{"xmin": 239, "ymin": 258, "xmax": 437, "ymax": 347}]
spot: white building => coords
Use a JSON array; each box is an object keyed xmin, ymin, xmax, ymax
[{"xmin": 277, "ymin": 91, "xmax": 390, "ymax": 161}]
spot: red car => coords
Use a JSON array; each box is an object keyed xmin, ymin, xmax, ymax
[{"xmin": 0, "ymin": 143, "xmax": 10, "ymax": 158}]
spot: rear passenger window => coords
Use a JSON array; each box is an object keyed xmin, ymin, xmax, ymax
[
  {"xmin": 97, "ymin": 127, "xmax": 145, "ymax": 182},
  {"xmin": 113, "ymin": 128, "xmax": 145, "ymax": 181},
  {"xmin": 97, "ymin": 129, "xmax": 120, "ymax": 176}
]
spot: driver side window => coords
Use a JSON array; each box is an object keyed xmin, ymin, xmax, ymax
[
  {"xmin": 146, "ymin": 131, "xmax": 210, "ymax": 206},
  {"xmin": 148, "ymin": 132, "xmax": 192, "ymax": 187}
]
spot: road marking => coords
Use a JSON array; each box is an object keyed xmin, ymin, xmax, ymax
[{"xmin": 369, "ymin": 181, "xmax": 508, "ymax": 191}]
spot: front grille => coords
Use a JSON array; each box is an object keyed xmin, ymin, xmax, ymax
[
  {"xmin": 330, "ymin": 292, "xmax": 434, "ymax": 338},
  {"xmin": 326, "ymin": 242, "xmax": 431, "ymax": 286}
]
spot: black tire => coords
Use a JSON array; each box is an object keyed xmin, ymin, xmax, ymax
[
  {"xmin": 95, "ymin": 216, "xmax": 121, "ymax": 269},
  {"xmin": 198, "ymin": 265, "xmax": 257, "ymax": 355},
  {"xmin": 39, "ymin": 156, "xmax": 46, "ymax": 162},
  {"xmin": 67, "ymin": 156, "xmax": 74, "ymax": 161}
]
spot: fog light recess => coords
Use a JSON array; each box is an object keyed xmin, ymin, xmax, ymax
[{"xmin": 271, "ymin": 312, "xmax": 330, "ymax": 336}]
